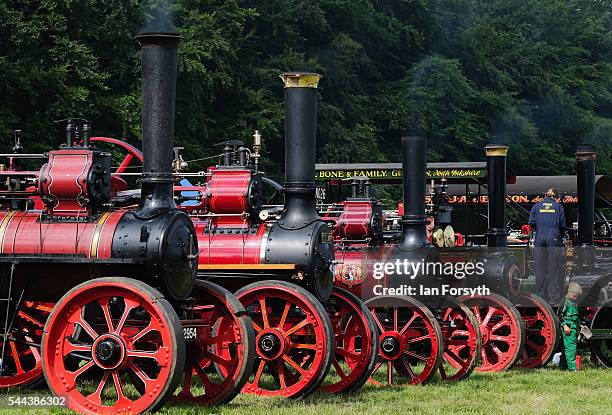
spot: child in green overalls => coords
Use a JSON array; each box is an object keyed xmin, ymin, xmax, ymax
[{"xmin": 559, "ymin": 282, "xmax": 582, "ymax": 371}]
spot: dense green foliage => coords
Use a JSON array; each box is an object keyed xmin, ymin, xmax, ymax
[{"xmin": 0, "ymin": 0, "xmax": 610, "ymax": 177}]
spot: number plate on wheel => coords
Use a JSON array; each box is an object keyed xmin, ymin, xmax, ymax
[{"xmin": 183, "ymin": 327, "xmax": 198, "ymax": 341}]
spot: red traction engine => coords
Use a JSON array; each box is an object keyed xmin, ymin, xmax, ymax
[
  {"xmin": 181, "ymin": 73, "xmax": 378, "ymax": 398},
  {"xmin": 0, "ymin": 32, "xmax": 256, "ymax": 414},
  {"xmin": 323, "ymin": 174, "xmax": 482, "ymax": 384}
]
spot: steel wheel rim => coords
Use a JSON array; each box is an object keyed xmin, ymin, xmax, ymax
[
  {"xmin": 320, "ymin": 288, "xmax": 376, "ymax": 394},
  {"xmin": 176, "ymin": 282, "xmax": 254, "ymax": 405},
  {"xmin": 0, "ymin": 301, "xmax": 52, "ymax": 388},
  {"xmin": 42, "ymin": 280, "xmax": 181, "ymax": 414},
  {"xmin": 237, "ymin": 285, "xmax": 330, "ymax": 398},
  {"xmin": 516, "ymin": 293, "xmax": 559, "ymax": 368},
  {"xmin": 462, "ymin": 294, "xmax": 524, "ymax": 372},
  {"xmin": 439, "ymin": 303, "xmax": 480, "ymax": 381},
  {"xmin": 366, "ymin": 296, "xmax": 442, "ymax": 385}
]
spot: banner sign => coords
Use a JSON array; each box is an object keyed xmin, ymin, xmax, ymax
[{"xmin": 315, "ymin": 167, "xmax": 486, "ymax": 181}]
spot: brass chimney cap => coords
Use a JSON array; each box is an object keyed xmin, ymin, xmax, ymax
[
  {"xmin": 485, "ymin": 144, "xmax": 509, "ymax": 157},
  {"xmin": 576, "ymin": 145, "xmax": 596, "ymax": 161},
  {"xmin": 280, "ymin": 72, "xmax": 321, "ymax": 88}
]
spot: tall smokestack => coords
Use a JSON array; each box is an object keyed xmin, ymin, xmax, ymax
[
  {"xmin": 400, "ymin": 136, "xmax": 428, "ymax": 249},
  {"xmin": 135, "ymin": 32, "xmax": 182, "ymax": 218},
  {"xmin": 576, "ymin": 145, "xmax": 596, "ymax": 267},
  {"xmin": 278, "ymin": 72, "xmax": 321, "ymax": 228},
  {"xmin": 485, "ymin": 144, "xmax": 509, "ymax": 247}
]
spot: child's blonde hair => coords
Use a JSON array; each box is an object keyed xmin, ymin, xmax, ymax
[{"xmin": 567, "ymin": 282, "xmax": 583, "ymax": 297}]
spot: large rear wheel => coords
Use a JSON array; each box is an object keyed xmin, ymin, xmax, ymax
[
  {"xmin": 42, "ymin": 278, "xmax": 185, "ymax": 414},
  {"xmin": 460, "ymin": 293, "xmax": 525, "ymax": 372},
  {"xmin": 436, "ymin": 297, "xmax": 481, "ymax": 381},
  {"xmin": 320, "ymin": 287, "xmax": 378, "ymax": 394},
  {"xmin": 0, "ymin": 300, "xmax": 53, "ymax": 389},
  {"xmin": 590, "ymin": 299, "xmax": 612, "ymax": 367},
  {"xmin": 515, "ymin": 293, "xmax": 560, "ymax": 368},
  {"xmin": 365, "ymin": 296, "xmax": 443, "ymax": 385},
  {"xmin": 235, "ymin": 281, "xmax": 333, "ymax": 399},
  {"xmin": 176, "ymin": 280, "xmax": 255, "ymax": 405}
]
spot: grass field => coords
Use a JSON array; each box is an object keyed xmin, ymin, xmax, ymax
[{"xmin": 0, "ymin": 365, "xmax": 611, "ymax": 415}]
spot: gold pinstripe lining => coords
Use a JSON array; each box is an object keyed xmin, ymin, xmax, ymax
[
  {"xmin": 0, "ymin": 211, "xmax": 18, "ymax": 254},
  {"xmin": 89, "ymin": 212, "xmax": 112, "ymax": 258}
]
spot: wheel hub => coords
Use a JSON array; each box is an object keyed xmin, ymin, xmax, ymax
[
  {"xmin": 92, "ymin": 334, "xmax": 126, "ymax": 370},
  {"xmin": 256, "ymin": 330, "xmax": 285, "ymax": 360},
  {"xmin": 380, "ymin": 333, "xmax": 402, "ymax": 360}
]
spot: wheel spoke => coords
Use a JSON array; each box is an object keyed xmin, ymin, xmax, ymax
[
  {"xmin": 393, "ymin": 307, "xmax": 398, "ymax": 331},
  {"xmin": 387, "ymin": 361, "xmax": 392, "ymax": 385},
  {"xmin": 115, "ymin": 300, "xmax": 138, "ymax": 334},
  {"xmin": 445, "ymin": 348, "xmax": 469, "ymax": 369},
  {"xmin": 201, "ymin": 350, "xmax": 233, "ymax": 369},
  {"xmin": 405, "ymin": 334, "xmax": 431, "ymax": 344},
  {"xmin": 127, "ymin": 347, "xmax": 168, "ymax": 366},
  {"xmin": 403, "ymin": 350, "xmax": 428, "ymax": 362},
  {"xmin": 99, "ymin": 298, "xmax": 115, "ymax": 332},
  {"xmin": 130, "ymin": 321, "xmax": 155, "ymax": 343},
  {"xmin": 370, "ymin": 310, "xmax": 385, "ymax": 332},
  {"xmin": 86, "ymin": 372, "xmax": 109, "ymax": 405},
  {"xmin": 112, "ymin": 370, "xmax": 128, "ymax": 403},
  {"xmin": 284, "ymin": 316, "xmax": 312, "ymax": 337},
  {"xmin": 482, "ymin": 307, "xmax": 495, "ymax": 327},
  {"xmin": 73, "ymin": 314, "xmax": 99, "ymax": 340},
  {"xmin": 290, "ymin": 343, "xmax": 317, "ymax": 350},
  {"xmin": 259, "ymin": 298, "xmax": 270, "ymax": 329},
  {"xmin": 400, "ymin": 356, "xmax": 416, "ymax": 379},
  {"xmin": 331, "ymin": 357, "xmax": 347, "ymax": 379},
  {"xmin": 276, "ymin": 361, "xmax": 287, "ymax": 389},
  {"xmin": 399, "ymin": 314, "xmax": 418, "ymax": 336},
  {"xmin": 278, "ymin": 302, "xmax": 291, "ymax": 330},
  {"xmin": 9, "ymin": 342, "xmax": 24, "ymax": 374},
  {"xmin": 252, "ymin": 359, "xmax": 265, "ymax": 387},
  {"xmin": 282, "ymin": 354, "xmax": 307, "ymax": 377}
]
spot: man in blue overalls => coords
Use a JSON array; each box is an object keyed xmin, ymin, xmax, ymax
[{"xmin": 529, "ymin": 188, "xmax": 566, "ymax": 305}]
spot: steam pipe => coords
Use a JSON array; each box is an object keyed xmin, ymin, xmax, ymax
[
  {"xmin": 134, "ymin": 32, "xmax": 182, "ymax": 219},
  {"xmin": 400, "ymin": 136, "xmax": 428, "ymax": 249},
  {"xmin": 485, "ymin": 144, "xmax": 509, "ymax": 247},
  {"xmin": 576, "ymin": 145, "xmax": 596, "ymax": 267},
  {"xmin": 278, "ymin": 72, "xmax": 321, "ymax": 228}
]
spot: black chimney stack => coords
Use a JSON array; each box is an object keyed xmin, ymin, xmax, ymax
[
  {"xmin": 576, "ymin": 145, "xmax": 596, "ymax": 267},
  {"xmin": 485, "ymin": 144, "xmax": 509, "ymax": 247},
  {"xmin": 135, "ymin": 32, "xmax": 182, "ymax": 219},
  {"xmin": 279, "ymin": 72, "xmax": 321, "ymax": 228},
  {"xmin": 400, "ymin": 136, "xmax": 429, "ymax": 249}
]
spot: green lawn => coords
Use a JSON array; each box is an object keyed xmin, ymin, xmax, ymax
[{"xmin": 0, "ymin": 366, "xmax": 610, "ymax": 415}]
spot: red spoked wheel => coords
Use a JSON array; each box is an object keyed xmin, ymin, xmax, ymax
[
  {"xmin": 515, "ymin": 293, "xmax": 560, "ymax": 368},
  {"xmin": 90, "ymin": 137, "xmax": 143, "ymax": 175},
  {"xmin": 319, "ymin": 287, "xmax": 378, "ymax": 394},
  {"xmin": 589, "ymin": 298, "xmax": 612, "ymax": 367},
  {"xmin": 235, "ymin": 281, "xmax": 333, "ymax": 399},
  {"xmin": 365, "ymin": 296, "xmax": 443, "ymax": 385},
  {"xmin": 460, "ymin": 293, "xmax": 525, "ymax": 372},
  {"xmin": 42, "ymin": 278, "xmax": 185, "ymax": 414},
  {"xmin": 436, "ymin": 297, "xmax": 481, "ymax": 381},
  {"xmin": 176, "ymin": 280, "xmax": 255, "ymax": 405},
  {"xmin": 0, "ymin": 300, "xmax": 53, "ymax": 388}
]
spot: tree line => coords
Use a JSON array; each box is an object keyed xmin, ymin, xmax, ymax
[{"xmin": 0, "ymin": 0, "xmax": 610, "ymax": 178}]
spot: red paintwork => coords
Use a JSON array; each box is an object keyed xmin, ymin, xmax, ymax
[
  {"xmin": 195, "ymin": 220, "xmax": 267, "ymax": 265},
  {"xmin": 0, "ymin": 210, "xmax": 123, "ymax": 259},
  {"xmin": 39, "ymin": 149, "xmax": 94, "ymax": 216},
  {"xmin": 207, "ymin": 169, "xmax": 251, "ymax": 215},
  {"xmin": 336, "ymin": 200, "xmax": 374, "ymax": 239}
]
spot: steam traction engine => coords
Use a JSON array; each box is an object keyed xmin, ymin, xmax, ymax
[
  {"xmin": 0, "ymin": 32, "xmax": 256, "ymax": 414},
  {"xmin": 180, "ymin": 73, "xmax": 378, "ymax": 397}
]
